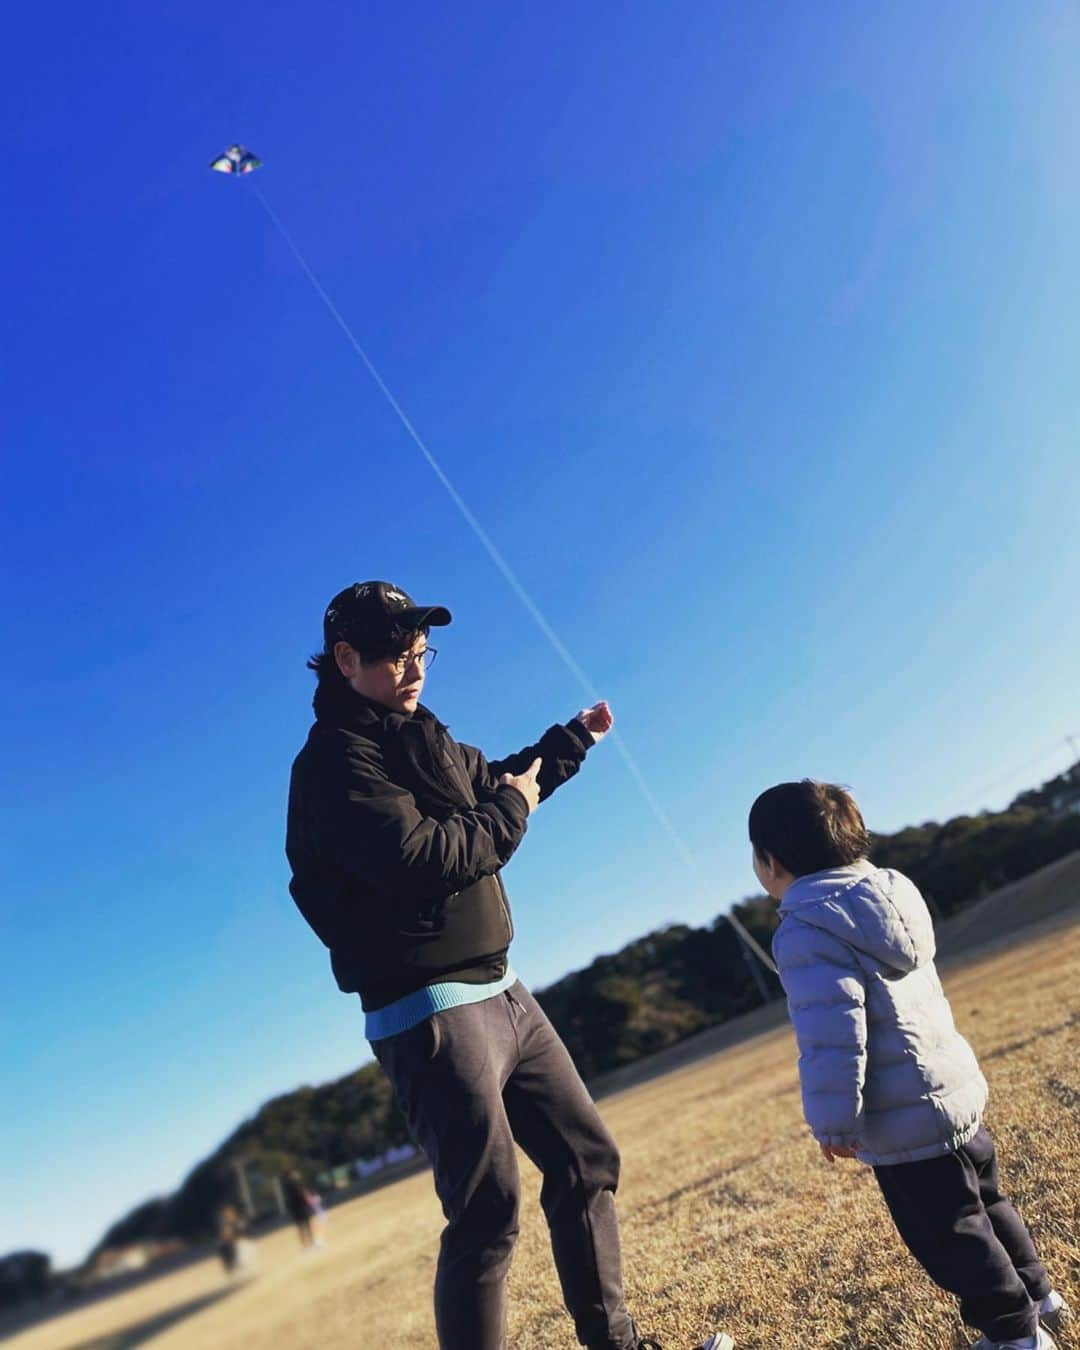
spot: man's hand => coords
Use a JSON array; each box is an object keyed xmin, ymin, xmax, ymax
[
  {"xmin": 499, "ymin": 757, "xmax": 542, "ymax": 813},
  {"xmin": 576, "ymin": 700, "xmax": 614, "ymax": 744},
  {"xmin": 819, "ymin": 1142, "xmax": 859, "ymax": 1164}
]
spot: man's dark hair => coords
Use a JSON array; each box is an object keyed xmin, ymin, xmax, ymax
[
  {"xmin": 307, "ymin": 625, "xmax": 430, "ymax": 683},
  {"xmin": 748, "ymin": 780, "xmax": 870, "ymax": 878}
]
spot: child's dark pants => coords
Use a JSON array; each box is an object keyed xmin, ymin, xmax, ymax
[
  {"xmin": 873, "ymin": 1125, "xmax": 1051, "ymax": 1343},
  {"xmin": 373, "ymin": 982, "xmax": 635, "ymax": 1350}
]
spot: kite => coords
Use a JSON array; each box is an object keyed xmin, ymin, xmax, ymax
[{"xmin": 209, "ymin": 145, "xmax": 262, "ymax": 175}]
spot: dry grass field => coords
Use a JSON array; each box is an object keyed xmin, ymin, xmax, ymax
[{"xmin": 9, "ymin": 910, "xmax": 1078, "ymax": 1350}]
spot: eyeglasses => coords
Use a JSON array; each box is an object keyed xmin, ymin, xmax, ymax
[{"xmin": 391, "ymin": 646, "xmax": 437, "ymax": 674}]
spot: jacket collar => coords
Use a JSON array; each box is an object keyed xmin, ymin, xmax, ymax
[
  {"xmin": 312, "ymin": 678, "xmax": 438, "ymax": 733},
  {"xmin": 778, "ymin": 858, "xmax": 876, "ymax": 917}
]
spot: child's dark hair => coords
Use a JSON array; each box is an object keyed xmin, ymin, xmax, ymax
[
  {"xmin": 749, "ymin": 780, "xmax": 870, "ymax": 878},
  {"xmin": 307, "ymin": 624, "xmax": 430, "ymax": 683}
]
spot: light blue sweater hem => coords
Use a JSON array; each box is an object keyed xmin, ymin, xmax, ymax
[{"xmin": 365, "ymin": 968, "xmax": 519, "ymax": 1042}]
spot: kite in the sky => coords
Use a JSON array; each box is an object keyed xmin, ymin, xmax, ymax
[{"xmin": 209, "ymin": 145, "xmax": 262, "ymax": 175}]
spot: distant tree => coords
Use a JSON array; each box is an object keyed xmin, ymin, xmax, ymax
[
  {"xmin": 166, "ymin": 1157, "xmax": 236, "ymax": 1242},
  {"xmin": 0, "ymin": 1251, "xmax": 52, "ymax": 1308},
  {"xmin": 79, "ymin": 763, "xmax": 1080, "ymax": 1261},
  {"xmin": 97, "ymin": 1197, "xmax": 171, "ymax": 1253},
  {"xmin": 1011, "ymin": 761, "xmax": 1080, "ymax": 811}
]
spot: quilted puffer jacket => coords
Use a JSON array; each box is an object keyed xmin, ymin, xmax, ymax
[{"xmin": 772, "ymin": 859, "xmax": 988, "ymax": 1165}]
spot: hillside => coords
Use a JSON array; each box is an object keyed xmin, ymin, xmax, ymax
[
  {"xmin": 8, "ymin": 762, "xmax": 1080, "ymax": 1293},
  {"xmin": 6, "ymin": 909, "xmax": 1077, "ymax": 1349}
]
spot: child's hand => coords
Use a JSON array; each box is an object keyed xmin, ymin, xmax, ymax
[{"xmin": 819, "ymin": 1142, "xmax": 859, "ymax": 1163}]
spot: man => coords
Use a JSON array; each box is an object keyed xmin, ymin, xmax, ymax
[{"xmin": 286, "ymin": 580, "xmax": 733, "ymax": 1350}]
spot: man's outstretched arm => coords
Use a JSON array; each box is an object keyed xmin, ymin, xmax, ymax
[{"xmin": 464, "ymin": 701, "xmax": 613, "ymax": 804}]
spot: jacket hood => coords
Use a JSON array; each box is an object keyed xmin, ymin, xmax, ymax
[{"xmin": 778, "ymin": 860, "xmax": 935, "ymax": 973}]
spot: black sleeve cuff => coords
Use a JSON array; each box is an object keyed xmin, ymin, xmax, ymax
[{"xmin": 564, "ymin": 718, "xmax": 593, "ymax": 755}]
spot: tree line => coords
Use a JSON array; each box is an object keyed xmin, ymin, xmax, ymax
[{"xmin": 4, "ymin": 764, "xmax": 1077, "ymax": 1304}]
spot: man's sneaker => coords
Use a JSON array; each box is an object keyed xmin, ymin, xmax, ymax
[
  {"xmin": 970, "ymin": 1327, "xmax": 1057, "ymax": 1349},
  {"xmin": 1038, "ymin": 1291, "xmax": 1073, "ymax": 1336},
  {"xmin": 634, "ymin": 1334, "xmax": 734, "ymax": 1350}
]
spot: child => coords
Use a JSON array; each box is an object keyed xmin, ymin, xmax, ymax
[{"xmin": 749, "ymin": 779, "xmax": 1071, "ymax": 1350}]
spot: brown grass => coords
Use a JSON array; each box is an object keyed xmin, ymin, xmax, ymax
[{"xmin": 11, "ymin": 914, "xmax": 1078, "ymax": 1350}]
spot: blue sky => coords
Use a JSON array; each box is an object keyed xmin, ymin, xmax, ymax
[{"xmin": 3, "ymin": 2, "xmax": 1079, "ymax": 1268}]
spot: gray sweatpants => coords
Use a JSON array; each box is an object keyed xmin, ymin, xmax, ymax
[{"xmin": 372, "ymin": 981, "xmax": 635, "ymax": 1350}]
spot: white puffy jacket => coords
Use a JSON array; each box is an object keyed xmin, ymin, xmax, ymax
[{"xmin": 773, "ymin": 859, "xmax": 987, "ymax": 1165}]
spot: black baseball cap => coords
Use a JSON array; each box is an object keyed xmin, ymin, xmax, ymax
[{"xmin": 323, "ymin": 581, "xmax": 452, "ymax": 650}]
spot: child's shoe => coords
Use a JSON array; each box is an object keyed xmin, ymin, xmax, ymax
[
  {"xmin": 1038, "ymin": 1291, "xmax": 1072, "ymax": 1336},
  {"xmin": 970, "ymin": 1327, "xmax": 1057, "ymax": 1349}
]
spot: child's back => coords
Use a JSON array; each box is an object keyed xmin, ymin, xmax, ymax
[
  {"xmin": 774, "ymin": 857, "xmax": 986, "ymax": 1164},
  {"xmin": 750, "ymin": 780, "xmax": 1070, "ymax": 1348}
]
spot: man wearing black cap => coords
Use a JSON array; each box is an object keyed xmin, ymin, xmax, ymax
[{"xmin": 285, "ymin": 582, "xmax": 731, "ymax": 1350}]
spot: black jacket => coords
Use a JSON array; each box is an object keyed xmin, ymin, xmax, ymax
[{"xmin": 285, "ymin": 679, "xmax": 592, "ymax": 1010}]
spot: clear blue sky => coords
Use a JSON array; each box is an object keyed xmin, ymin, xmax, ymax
[{"xmin": 3, "ymin": 2, "xmax": 1079, "ymax": 1269}]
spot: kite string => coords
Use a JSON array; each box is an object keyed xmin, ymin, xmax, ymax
[{"xmin": 249, "ymin": 182, "xmax": 778, "ymax": 978}]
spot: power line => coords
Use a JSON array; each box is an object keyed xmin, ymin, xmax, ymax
[{"xmin": 941, "ymin": 735, "xmax": 1077, "ymax": 817}]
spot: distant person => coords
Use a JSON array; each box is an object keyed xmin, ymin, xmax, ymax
[
  {"xmin": 308, "ymin": 1187, "xmax": 328, "ymax": 1247},
  {"xmin": 749, "ymin": 779, "xmax": 1072, "ymax": 1350},
  {"xmin": 216, "ymin": 1204, "xmax": 248, "ymax": 1277},
  {"xmin": 282, "ymin": 1170, "xmax": 319, "ymax": 1249},
  {"xmin": 286, "ymin": 581, "xmax": 732, "ymax": 1350}
]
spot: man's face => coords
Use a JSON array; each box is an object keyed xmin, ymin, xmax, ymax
[{"xmin": 336, "ymin": 632, "xmax": 431, "ymax": 714}]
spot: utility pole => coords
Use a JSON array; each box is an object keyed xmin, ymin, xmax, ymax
[
  {"xmin": 232, "ymin": 1159, "xmax": 254, "ymax": 1220},
  {"xmin": 739, "ymin": 930, "xmax": 772, "ymax": 1005}
]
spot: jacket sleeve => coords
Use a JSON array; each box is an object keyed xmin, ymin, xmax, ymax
[
  {"xmin": 334, "ymin": 733, "xmax": 530, "ymax": 898},
  {"xmin": 460, "ymin": 719, "xmax": 592, "ymax": 804},
  {"xmin": 774, "ymin": 919, "xmax": 867, "ymax": 1149}
]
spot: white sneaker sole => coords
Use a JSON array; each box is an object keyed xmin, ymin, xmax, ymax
[
  {"xmin": 972, "ymin": 1335, "xmax": 1056, "ymax": 1350},
  {"xmin": 701, "ymin": 1336, "xmax": 735, "ymax": 1350},
  {"xmin": 1040, "ymin": 1306, "xmax": 1071, "ymax": 1336}
]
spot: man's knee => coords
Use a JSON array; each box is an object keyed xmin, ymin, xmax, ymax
[
  {"xmin": 579, "ymin": 1115, "xmax": 621, "ymax": 1190},
  {"xmin": 444, "ymin": 1172, "xmax": 521, "ymax": 1262},
  {"xmin": 545, "ymin": 1121, "xmax": 621, "ymax": 1200}
]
